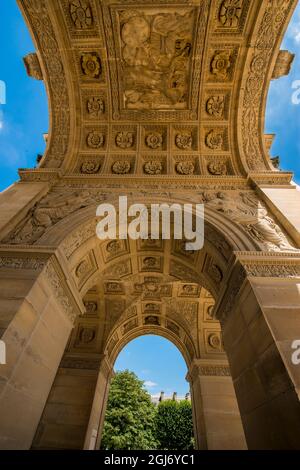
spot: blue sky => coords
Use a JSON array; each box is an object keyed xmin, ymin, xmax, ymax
[
  {"xmin": 0, "ymin": 3, "xmax": 300, "ymax": 396},
  {"xmin": 115, "ymin": 335, "xmax": 189, "ymax": 396},
  {"xmin": 0, "ymin": 0, "xmax": 48, "ymax": 192}
]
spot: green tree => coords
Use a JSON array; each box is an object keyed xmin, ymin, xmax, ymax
[
  {"xmin": 101, "ymin": 370, "xmax": 157, "ymax": 450},
  {"xmin": 155, "ymin": 399, "xmax": 194, "ymax": 450}
]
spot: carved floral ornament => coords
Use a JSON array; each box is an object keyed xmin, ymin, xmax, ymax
[
  {"xmin": 81, "ymin": 53, "xmax": 101, "ymax": 78},
  {"xmin": 211, "ymin": 51, "xmax": 232, "ymax": 79},
  {"xmin": 206, "ymin": 95, "xmax": 225, "ymax": 118},
  {"xmin": 115, "ymin": 132, "xmax": 134, "ymax": 149},
  {"xmin": 144, "ymin": 161, "xmax": 163, "ymax": 175},
  {"xmin": 87, "ymin": 131, "xmax": 104, "ymax": 149},
  {"xmin": 208, "ymin": 332, "xmax": 222, "ymax": 350},
  {"xmin": 219, "ymin": 0, "xmax": 242, "ymax": 28},
  {"xmin": 146, "ymin": 132, "xmax": 163, "ymax": 150},
  {"xmin": 206, "ymin": 130, "xmax": 224, "ymax": 150},
  {"xmin": 176, "ymin": 161, "xmax": 195, "ymax": 175},
  {"xmin": 207, "ymin": 162, "xmax": 227, "ymax": 175},
  {"xmin": 87, "ymin": 97, "xmax": 104, "ymax": 117},
  {"xmin": 69, "ymin": 0, "xmax": 93, "ymax": 29},
  {"xmin": 106, "ymin": 240, "xmax": 122, "ymax": 254},
  {"xmin": 81, "ymin": 160, "xmax": 101, "ymax": 174},
  {"xmin": 112, "ymin": 160, "xmax": 131, "ymax": 175},
  {"xmin": 175, "ymin": 132, "xmax": 193, "ymax": 150}
]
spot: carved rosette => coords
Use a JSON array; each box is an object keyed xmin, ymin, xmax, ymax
[
  {"xmin": 69, "ymin": 0, "xmax": 93, "ymax": 29},
  {"xmin": 115, "ymin": 132, "xmax": 134, "ymax": 149},
  {"xmin": 81, "ymin": 53, "xmax": 101, "ymax": 78},
  {"xmin": 219, "ymin": 0, "xmax": 242, "ymax": 27},
  {"xmin": 175, "ymin": 132, "xmax": 193, "ymax": 150},
  {"xmin": 81, "ymin": 160, "xmax": 101, "ymax": 174},
  {"xmin": 145, "ymin": 132, "xmax": 163, "ymax": 150},
  {"xmin": 211, "ymin": 51, "xmax": 232, "ymax": 79},
  {"xmin": 206, "ymin": 95, "xmax": 225, "ymax": 118},
  {"xmin": 207, "ymin": 162, "xmax": 227, "ymax": 175},
  {"xmin": 144, "ymin": 161, "xmax": 163, "ymax": 175},
  {"xmin": 87, "ymin": 97, "xmax": 104, "ymax": 117},
  {"xmin": 176, "ymin": 161, "xmax": 195, "ymax": 175},
  {"xmin": 206, "ymin": 130, "xmax": 224, "ymax": 150},
  {"xmin": 112, "ymin": 161, "xmax": 131, "ymax": 175},
  {"xmin": 87, "ymin": 131, "xmax": 104, "ymax": 149}
]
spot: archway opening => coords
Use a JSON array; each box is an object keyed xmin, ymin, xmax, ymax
[{"xmin": 101, "ymin": 335, "xmax": 194, "ymax": 450}]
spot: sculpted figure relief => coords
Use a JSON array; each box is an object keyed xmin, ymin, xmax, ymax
[
  {"xmin": 3, "ymin": 190, "xmax": 106, "ymax": 245},
  {"xmin": 204, "ymin": 192, "xmax": 296, "ymax": 251},
  {"xmin": 119, "ymin": 8, "xmax": 195, "ymax": 110}
]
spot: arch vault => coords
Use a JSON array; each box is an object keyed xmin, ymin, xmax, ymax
[{"xmin": 0, "ymin": 0, "xmax": 300, "ymax": 450}]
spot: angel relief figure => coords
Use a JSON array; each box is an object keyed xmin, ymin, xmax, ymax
[
  {"xmin": 119, "ymin": 9, "xmax": 195, "ymax": 110},
  {"xmin": 4, "ymin": 190, "xmax": 105, "ymax": 245},
  {"xmin": 204, "ymin": 192, "xmax": 297, "ymax": 251}
]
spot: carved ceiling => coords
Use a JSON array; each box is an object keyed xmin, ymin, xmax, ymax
[{"xmin": 18, "ymin": 0, "xmax": 297, "ymax": 184}]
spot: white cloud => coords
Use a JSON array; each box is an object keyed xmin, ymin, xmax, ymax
[{"xmin": 144, "ymin": 380, "xmax": 157, "ymax": 388}]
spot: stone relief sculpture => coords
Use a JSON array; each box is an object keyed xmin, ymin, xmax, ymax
[
  {"xmin": 203, "ymin": 192, "xmax": 296, "ymax": 251},
  {"xmin": 3, "ymin": 190, "xmax": 106, "ymax": 245},
  {"xmin": 3, "ymin": 188, "xmax": 296, "ymax": 252},
  {"xmin": 119, "ymin": 8, "xmax": 195, "ymax": 110}
]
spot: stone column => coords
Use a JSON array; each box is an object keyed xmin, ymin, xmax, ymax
[
  {"xmin": 0, "ymin": 249, "xmax": 82, "ymax": 449},
  {"xmin": 215, "ymin": 253, "xmax": 300, "ymax": 449},
  {"xmin": 84, "ymin": 355, "xmax": 114, "ymax": 450},
  {"xmin": 188, "ymin": 360, "xmax": 247, "ymax": 450},
  {"xmin": 32, "ymin": 353, "xmax": 103, "ymax": 450}
]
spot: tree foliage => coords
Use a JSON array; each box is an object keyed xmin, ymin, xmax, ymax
[
  {"xmin": 155, "ymin": 399, "xmax": 194, "ymax": 450},
  {"xmin": 101, "ymin": 370, "xmax": 157, "ymax": 450}
]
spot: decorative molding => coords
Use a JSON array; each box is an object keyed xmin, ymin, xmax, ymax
[
  {"xmin": 21, "ymin": 0, "xmax": 71, "ymax": 168},
  {"xmin": 240, "ymin": 0, "xmax": 295, "ymax": 171}
]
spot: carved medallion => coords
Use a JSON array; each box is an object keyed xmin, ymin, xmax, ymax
[
  {"xmin": 81, "ymin": 53, "xmax": 101, "ymax": 78},
  {"xmin": 84, "ymin": 301, "xmax": 97, "ymax": 314},
  {"xmin": 106, "ymin": 240, "xmax": 122, "ymax": 254},
  {"xmin": 208, "ymin": 332, "xmax": 221, "ymax": 350},
  {"xmin": 175, "ymin": 132, "xmax": 193, "ymax": 150},
  {"xmin": 79, "ymin": 327, "xmax": 96, "ymax": 344},
  {"xmin": 76, "ymin": 260, "xmax": 89, "ymax": 278},
  {"xmin": 206, "ymin": 95, "xmax": 225, "ymax": 118},
  {"xmin": 69, "ymin": 0, "xmax": 93, "ymax": 29},
  {"xmin": 87, "ymin": 131, "xmax": 104, "ymax": 148},
  {"xmin": 207, "ymin": 162, "xmax": 227, "ymax": 175},
  {"xmin": 219, "ymin": 0, "xmax": 242, "ymax": 27},
  {"xmin": 115, "ymin": 131, "xmax": 134, "ymax": 149},
  {"xmin": 144, "ymin": 161, "xmax": 163, "ymax": 175},
  {"xmin": 81, "ymin": 160, "xmax": 101, "ymax": 174},
  {"xmin": 112, "ymin": 161, "xmax": 131, "ymax": 174},
  {"xmin": 176, "ymin": 161, "xmax": 195, "ymax": 175},
  {"xmin": 211, "ymin": 51, "xmax": 232, "ymax": 79},
  {"xmin": 146, "ymin": 132, "xmax": 163, "ymax": 150},
  {"xmin": 205, "ymin": 130, "xmax": 224, "ymax": 150},
  {"xmin": 87, "ymin": 97, "xmax": 105, "ymax": 117}
]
